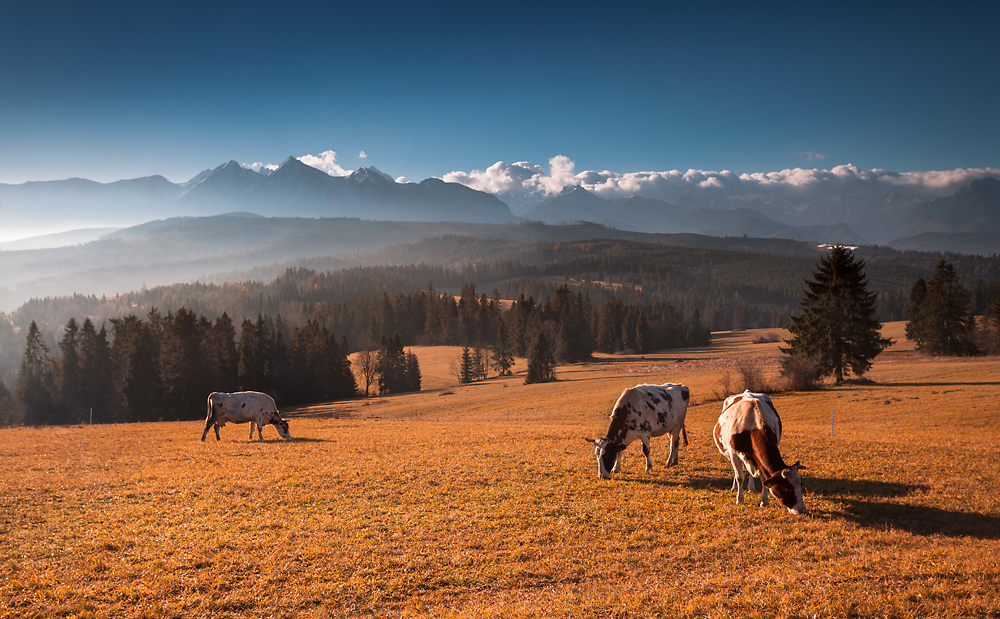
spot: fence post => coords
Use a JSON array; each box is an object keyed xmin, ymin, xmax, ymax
[
  {"xmin": 90, "ymin": 408, "xmax": 93, "ymax": 425},
  {"xmin": 831, "ymin": 407, "xmax": 834, "ymax": 437}
]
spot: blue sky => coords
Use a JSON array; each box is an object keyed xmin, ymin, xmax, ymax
[{"xmin": 1, "ymin": 0, "xmax": 997, "ymax": 185}]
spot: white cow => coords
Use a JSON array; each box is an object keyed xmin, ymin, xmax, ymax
[
  {"xmin": 713, "ymin": 390, "xmax": 807, "ymax": 515},
  {"xmin": 202, "ymin": 391, "xmax": 291, "ymax": 441},
  {"xmin": 585, "ymin": 383, "xmax": 690, "ymax": 479}
]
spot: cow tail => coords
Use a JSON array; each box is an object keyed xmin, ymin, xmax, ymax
[{"xmin": 681, "ymin": 424, "xmax": 688, "ymax": 447}]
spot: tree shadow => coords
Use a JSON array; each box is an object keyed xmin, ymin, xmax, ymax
[
  {"xmin": 687, "ymin": 474, "xmax": 1000, "ymax": 538},
  {"xmin": 836, "ymin": 499, "xmax": 1000, "ymax": 539},
  {"xmin": 806, "ymin": 476, "xmax": 926, "ymax": 499},
  {"xmin": 799, "ymin": 478, "xmax": 999, "ymax": 539}
]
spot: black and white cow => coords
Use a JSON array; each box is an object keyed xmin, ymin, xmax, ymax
[
  {"xmin": 585, "ymin": 383, "xmax": 690, "ymax": 479},
  {"xmin": 713, "ymin": 390, "xmax": 807, "ymax": 515},
  {"xmin": 202, "ymin": 391, "xmax": 291, "ymax": 441}
]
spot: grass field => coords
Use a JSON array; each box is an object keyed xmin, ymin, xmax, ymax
[{"xmin": 2, "ymin": 323, "xmax": 999, "ymax": 618}]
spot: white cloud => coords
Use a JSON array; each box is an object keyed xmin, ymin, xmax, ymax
[
  {"xmin": 443, "ymin": 156, "xmax": 1000, "ymax": 207},
  {"xmin": 359, "ymin": 150, "xmax": 368, "ymax": 159},
  {"xmin": 297, "ymin": 150, "xmax": 351, "ymax": 176}
]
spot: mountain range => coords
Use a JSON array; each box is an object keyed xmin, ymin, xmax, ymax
[{"xmin": 1, "ymin": 158, "xmax": 999, "ymax": 254}]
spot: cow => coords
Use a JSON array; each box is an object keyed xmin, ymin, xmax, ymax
[
  {"xmin": 585, "ymin": 383, "xmax": 690, "ymax": 479},
  {"xmin": 713, "ymin": 390, "xmax": 807, "ymax": 515},
  {"xmin": 202, "ymin": 391, "xmax": 291, "ymax": 441}
]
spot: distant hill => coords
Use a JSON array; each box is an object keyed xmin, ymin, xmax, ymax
[
  {"xmin": 522, "ymin": 185, "xmax": 869, "ymax": 245},
  {"xmin": 892, "ymin": 177, "xmax": 1000, "ymax": 239},
  {"xmin": 0, "ymin": 215, "xmax": 828, "ymax": 312},
  {"xmin": 3, "ymin": 159, "xmax": 998, "ymax": 254},
  {"xmin": 0, "ymin": 159, "xmax": 517, "ymax": 241}
]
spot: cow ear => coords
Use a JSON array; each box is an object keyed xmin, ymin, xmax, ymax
[
  {"xmin": 584, "ymin": 438, "xmax": 597, "ymax": 444},
  {"xmin": 792, "ymin": 461, "xmax": 806, "ymax": 470},
  {"xmin": 762, "ymin": 473, "xmax": 781, "ymax": 487}
]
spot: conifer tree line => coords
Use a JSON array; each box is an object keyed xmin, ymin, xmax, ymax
[
  {"xmin": 9, "ymin": 309, "xmax": 362, "ymax": 426},
  {"xmin": 3, "ymin": 279, "xmax": 711, "ymax": 425}
]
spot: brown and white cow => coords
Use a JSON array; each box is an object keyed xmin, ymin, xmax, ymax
[
  {"xmin": 202, "ymin": 391, "xmax": 291, "ymax": 441},
  {"xmin": 585, "ymin": 383, "xmax": 690, "ymax": 479},
  {"xmin": 713, "ymin": 390, "xmax": 807, "ymax": 515}
]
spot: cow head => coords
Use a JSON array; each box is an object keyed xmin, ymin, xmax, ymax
[
  {"xmin": 763, "ymin": 461, "xmax": 807, "ymax": 515},
  {"xmin": 271, "ymin": 414, "xmax": 292, "ymax": 439},
  {"xmin": 585, "ymin": 438, "xmax": 623, "ymax": 479}
]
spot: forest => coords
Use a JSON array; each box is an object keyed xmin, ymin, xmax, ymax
[
  {"xmin": 2, "ymin": 235, "xmax": 999, "ymax": 425},
  {"xmin": 1, "ymin": 277, "xmax": 711, "ymax": 425}
]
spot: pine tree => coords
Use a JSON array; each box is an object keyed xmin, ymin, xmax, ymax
[
  {"xmin": 905, "ymin": 278, "xmax": 928, "ymax": 342},
  {"xmin": 459, "ymin": 346, "xmax": 474, "ymax": 384},
  {"xmin": 57, "ymin": 318, "xmax": 82, "ymax": 424},
  {"xmin": 596, "ymin": 298, "xmax": 624, "ymax": 353},
  {"xmin": 491, "ymin": 320, "xmax": 514, "ymax": 376},
  {"xmin": 211, "ymin": 312, "xmax": 239, "ymax": 392},
  {"xmin": 905, "ymin": 260, "xmax": 977, "ymax": 355},
  {"xmin": 404, "ymin": 350, "xmax": 422, "ymax": 391},
  {"xmin": 377, "ymin": 332, "xmax": 407, "ymax": 394},
  {"xmin": 159, "ymin": 307, "xmax": 211, "ymax": 413},
  {"xmin": 18, "ymin": 321, "xmax": 57, "ymax": 425},
  {"xmin": 524, "ymin": 331, "xmax": 556, "ymax": 384},
  {"xmin": 110, "ymin": 314, "xmax": 165, "ymax": 421},
  {"xmin": 78, "ymin": 318, "xmax": 111, "ymax": 415},
  {"xmin": 783, "ymin": 246, "xmax": 892, "ymax": 383}
]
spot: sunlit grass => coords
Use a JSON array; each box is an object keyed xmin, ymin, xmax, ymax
[{"xmin": 2, "ymin": 323, "xmax": 999, "ymax": 617}]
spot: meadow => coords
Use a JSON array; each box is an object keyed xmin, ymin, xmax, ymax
[{"xmin": 2, "ymin": 323, "xmax": 999, "ymax": 618}]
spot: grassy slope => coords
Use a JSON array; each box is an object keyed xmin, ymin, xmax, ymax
[{"xmin": 2, "ymin": 323, "xmax": 999, "ymax": 618}]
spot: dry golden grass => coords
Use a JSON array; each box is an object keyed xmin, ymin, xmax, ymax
[{"xmin": 2, "ymin": 322, "xmax": 999, "ymax": 618}]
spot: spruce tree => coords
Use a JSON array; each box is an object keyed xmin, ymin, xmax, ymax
[
  {"xmin": 784, "ymin": 246, "xmax": 892, "ymax": 383},
  {"xmin": 905, "ymin": 260, "xmax": 977, "ymax": 355},
  {"xmin": 376, "ymin": 333, "xmax": 407, "ymax": 394},
  {"xmin": 459, "ymin": 346, "xmax": 474, "ymax": 384},
  {"xmin": 18, "ymin": 321, "xmax": 56, "ymax": 425},
  {"xmin": 491, "ymin": 320, "xmax": 514, "ymax": 376},
  {"xmin": 404, "ymin": 350, "xmax": 422, "ymax": 391},
  {"xmin": 78, "ymin": 318, "xmax": 111, "ymax": 415},
  {"xmin": 57, "ymin": 318, "xmax": 82, "ymax": 424},
  {"xmin": 524, "ymin": 331, "xmax": 556, "ymax": 384}
]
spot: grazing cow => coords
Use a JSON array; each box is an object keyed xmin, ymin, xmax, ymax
[
  {"xmin": 202, "ymin": 391, "xmax": 291, "ymax": 441},
  {"xmin": 713, "ymin": 390, "xmax": 807, "ymax": 515},
  {"xmin": 585, "ymin": 383, "xmax": 690, "ymax": 479}
]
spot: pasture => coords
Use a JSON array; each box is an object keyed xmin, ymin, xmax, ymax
[{"xmin": 2, "ymin": 323, "xmax": 999, "ymax": 618}]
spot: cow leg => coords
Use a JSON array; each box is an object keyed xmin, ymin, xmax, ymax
[
  {"xmin": 666, "ymin": 430, "xmax": 681, "ymax": 467},
  {"xmin": 640, "ymin": 435, "xmax": 653, "ymax": 472},
  {"xmin": 257, "ymin": 423, "xmax": 264, "ymax": 441},
  {"xmin": 201, "ymin": 416, "xmax": 215, "ymax": 441},
  {"xmin": 213, "ymin": 424, "xmax": 221, "ymax": 441},
  {"xmin": 249, "ymin": 421, "xmax": 256, "ymax": 440},
  {"xmin": 728, "ymin": 453, "xmax": 746, "ymax": 504}
]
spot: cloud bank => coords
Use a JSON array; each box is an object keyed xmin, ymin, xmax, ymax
[
  {"xmin": 443, "ymin": 157, "xmax": 1000, "ymax": 209},
  {"xmin": 245, "ymin": 151, "xmax": 1000, "ymax": 211}
]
